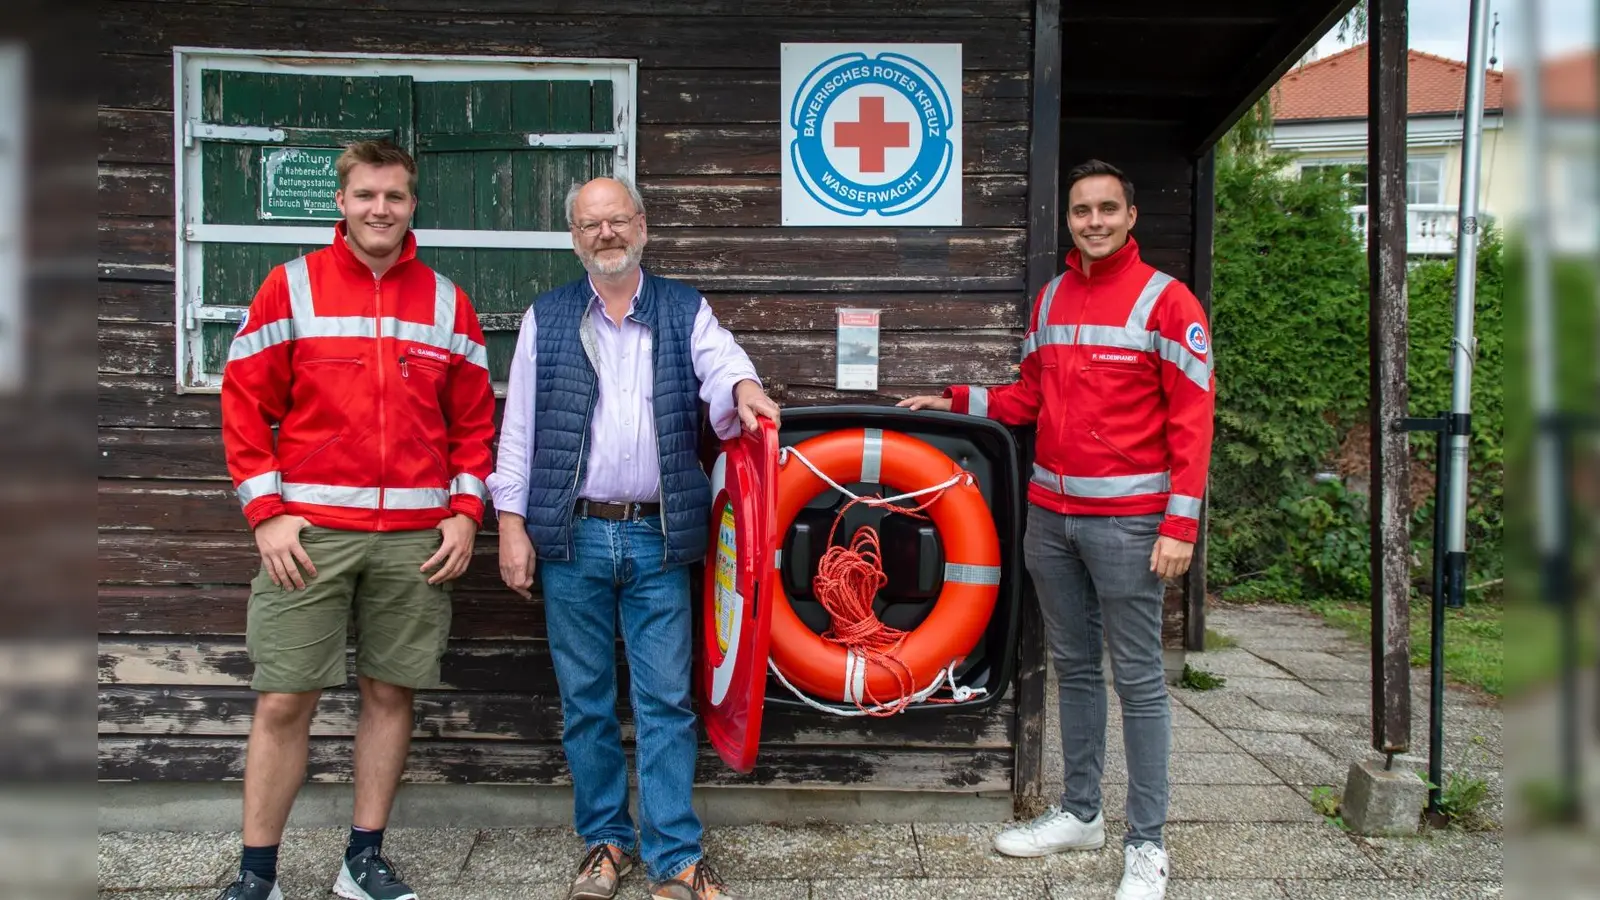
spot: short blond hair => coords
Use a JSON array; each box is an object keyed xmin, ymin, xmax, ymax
[{"xmin": 336, "ymin": 140, "xmax": 418, "ymax": 194}]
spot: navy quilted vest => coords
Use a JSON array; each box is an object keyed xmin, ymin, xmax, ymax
[{"xmin": 523, "ymin": 270, "xmax": 710, "ymax": 567}]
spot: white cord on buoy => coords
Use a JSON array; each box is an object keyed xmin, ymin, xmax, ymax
[
  {"xmin": 779, "ymin": 445, "xmax": 971, "ymax": 506},
  {"xmin": 768, "ymin": 658, "xmax": 988, "ymax": 717}
]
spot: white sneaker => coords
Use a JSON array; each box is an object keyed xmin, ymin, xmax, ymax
[
  {"xmin": 992, "ymin": 806, "xmax": 1106, "ymax": 857},
  {"xmin": 1115, "ymin": 842, "xmax": 1169, "ymax": 900}
]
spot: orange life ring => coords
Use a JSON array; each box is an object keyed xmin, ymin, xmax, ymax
[{"xmin": 769, "ymin": 428, "xmax": 1002, "ymax": 704}]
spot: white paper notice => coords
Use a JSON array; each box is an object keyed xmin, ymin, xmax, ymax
[{"xmin": 835, "ymin": 309, "xmax": 881, "ymax": 391}]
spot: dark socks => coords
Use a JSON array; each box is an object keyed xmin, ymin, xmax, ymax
[
  {"xmin": 346, "ymin": 825, "xmax": 385, "ymax": 861},
  {"xmin": 240, "ymin": 844, "xmax": 279, "ymax": 884}
]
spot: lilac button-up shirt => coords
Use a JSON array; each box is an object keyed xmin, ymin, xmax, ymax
[{"xmin": 487, "ymin": 278, "xmax": 760, "ymax": 516}]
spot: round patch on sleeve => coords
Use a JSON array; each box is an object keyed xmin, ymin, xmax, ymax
[
  {"xmin": 235, "ymin": 309, "xmax": 250, "ymax": 335},
  {"xmin": 1185, "ymin": 322, "xmax": 1208, "ymax": 355}
]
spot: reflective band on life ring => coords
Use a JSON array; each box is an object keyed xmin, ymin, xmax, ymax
[{"xmin": 769, "ymin": 428, "xmax": 1002, "ymax": 704}]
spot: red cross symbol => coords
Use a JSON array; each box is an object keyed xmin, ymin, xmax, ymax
[{"xmin": 833, "ymin": 95, "xmax": 911, "ymax": 174}]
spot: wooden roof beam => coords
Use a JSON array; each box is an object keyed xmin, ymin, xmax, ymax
[{"xmin": 1184, "ymin": 0, "xmax": 1362, "ymax": 155}]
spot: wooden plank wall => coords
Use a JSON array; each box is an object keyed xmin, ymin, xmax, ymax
[
  {"xmin": 1057, "ymin": 121, "xmax": 1202, "ymax": 656},
  {"xmin": 98, "ymin": 0, "xmax": 1034, "ymax": 791}
]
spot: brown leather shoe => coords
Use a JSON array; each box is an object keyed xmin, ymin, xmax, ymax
[
  {"xmin": 649, "ymin": 859, "xmax": 738, "ymax": 900},
  {"xmin": 567, "ymin": 843, "xmax": 633, "ymax": 900}
]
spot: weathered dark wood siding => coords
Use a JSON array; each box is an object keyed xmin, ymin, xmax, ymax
[{"xmin": 98, "ymin": 0, "xmax": 1035, "ymax": 792}]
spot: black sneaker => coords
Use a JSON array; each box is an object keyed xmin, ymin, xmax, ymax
[
  {"xmin": 215, "ymin": 870, "xmax": 282, "ymax": 900},
  {"xmin": 334, "ymin": 846, "xmax": 418, "ymax": 900}
]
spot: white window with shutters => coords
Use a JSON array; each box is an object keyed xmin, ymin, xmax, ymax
[{"xmin": 172, "ymin": 47, "xmax": 637, "ymax": 392}]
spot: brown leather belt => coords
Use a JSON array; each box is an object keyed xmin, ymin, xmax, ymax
[{"xmin": 574, "ymin": 499, "xmax": 661, "ymax": 521}]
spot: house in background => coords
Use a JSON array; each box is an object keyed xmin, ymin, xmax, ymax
[
  {"xmin": 1505, "ymin": 49, "xmax": 1599, "ymax": 256},
  {"xmin": 1268, "ymin": 43, "xmax": 1506, "ymax": 257}
]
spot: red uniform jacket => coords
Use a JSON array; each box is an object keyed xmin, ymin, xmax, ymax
[
  {"xmin": 945, "ymin": 237, "xmax": 1215, "ymax": 542},
  {"xmin": 221, "ymin": 224, "xmax": 496, "ymax": 532}
]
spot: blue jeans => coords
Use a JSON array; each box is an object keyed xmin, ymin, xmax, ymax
[
  {"xmin": 1024, "ymin": 504, "xmax": 1172, "ymax": 848},
  {"xmin": 537, "ymin": 514, "xmax": 702, "ymax": 882}
]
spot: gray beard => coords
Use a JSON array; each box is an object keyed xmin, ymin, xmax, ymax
[{"xmin": 579, "ymin": 241, "xmax": 644, "ymax": 277}]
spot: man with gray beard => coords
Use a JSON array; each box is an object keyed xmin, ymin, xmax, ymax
[{"xmin": 487, "ymin": 176, "xmax": 779, "ymax": 900}]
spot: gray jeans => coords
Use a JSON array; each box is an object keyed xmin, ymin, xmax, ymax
[{"xmin": 1024, "ymin": 504, "xmax": 1172, "ymax": 848}]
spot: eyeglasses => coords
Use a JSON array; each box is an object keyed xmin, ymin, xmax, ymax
[{"xmin": 572, "ymin": 213, "xmax": 640, "ymax": 237}]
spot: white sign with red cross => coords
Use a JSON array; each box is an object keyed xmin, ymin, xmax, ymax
[{"xmin": 780, "ymin": 43, "xmax": 963, "ymax": 227}]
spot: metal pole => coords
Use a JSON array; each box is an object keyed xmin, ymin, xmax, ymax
[
  {"xmin": 1428, "ymin": 418, "xmax": 1450, "ymax": 816},
  {"xmin": 1443, "ymin": 0, "xmax": 1493, "ymax": 609}
]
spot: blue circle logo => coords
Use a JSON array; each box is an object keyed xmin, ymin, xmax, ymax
[
  {"xmin": 789, "ymin": 52, "xmax": 955, "ymax": 218},
  {"xmin": 1186, "ymin": 323, "xmax": 1209, "ymax": 355}
]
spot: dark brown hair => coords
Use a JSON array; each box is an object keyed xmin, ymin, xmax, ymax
[
  {"xmin": 336, "ymin": 140, "xmax": 418, "ymax": 193},
  {"xmin": 1064, "ymin": 158, "xmax": 1135, "ymax": 207}
]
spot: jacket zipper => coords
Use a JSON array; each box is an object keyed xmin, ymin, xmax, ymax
[
  {"xmin": 1090, "ymin": 429, "xmax": 1140, "ymax": 467},
  {"xmin": 374, "ymin": 272, "xmax": 387, "ymax": 521},
  {"xmin": 645, "ymin": 322, "xmax": 671, "ymax": 566}
]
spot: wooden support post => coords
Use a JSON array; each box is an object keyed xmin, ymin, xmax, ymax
[
  {"xmin": 1367, "ymin": 0, "xmax": 1413, "ymax": 755},
  {"xmin": 1184, "ymin": 147, "xmax": 1216, "ymax": 653},
  {"xmin": 1013, "ymin": 0, "xmax": 1061, "ymax": 819}
]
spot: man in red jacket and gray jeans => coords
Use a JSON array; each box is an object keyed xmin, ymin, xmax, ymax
[
  {"xmin": 901, "ymin": 159, "xmax": 1214, "ymax": 900},
  {"xmin": 218, "ymin": 140, "xmax": 496, "ymax": 900}
]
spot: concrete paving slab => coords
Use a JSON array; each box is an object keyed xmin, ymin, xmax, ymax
[
  {"xmin": 1280, "ymin": 879, "xmax": 1504, "ymax": 899},
  {"xmin": 1050, "ymin": 878, "xmax": 1289, "ymax": 899},
  {"xmin": 1256, "ymin": 753, "xmax": 1354, "ymax": 787},
  {"xmin": 814, "ymin": 876, "xmax": 1050, "ymax": 898},
  {"xmin": 1224, "ymin": 729, "xmax": 1341, "ymax": 760},
  {"xmin": 1200, "ymin": 676, "xmax": 1323, "ymax": 697},
  {"xmin": 1302, "ymin": 734, "xmax": 1428, "ymax": 771},
  {"xmin": 458, "ymin": 827, "xmax": 584, "ymax": 884},
  {"xmin": 1182, "ymin": 650, "xmax": 1292, "ymax": 680},
  {"xmin": 1163, "ymin": 823, "xmax": 1385, "ymax": 879},
  {"xmin": 705, "ymin": 879, "xmax": 814, "ymax": 900},
  {"xmin": 1103, "ymin": 752, "xmax": 1280, "ymax": 786},
  {"xmin": 1249, "ymin": 691, "xmax": 1371, "ymax": 716},
  {"xmin": 1178, "ymin": 692, "xmax": 1356, "ymax": 735},
  {"xmin": 703, "ymin": 823, "xmax": 922, "ymax": 880},
  {"xmin": 1099, "ymin": 784, "xmax": 1323, "ymax": 824},
  {"xmin": 98, "ymin": 831, "xmax": 235, "ymax": 889},
  {"xmin": 1358, "ymin": 831, "xmax": 1504, "ymax": 882},
  {"xmin": 913, "ymin": 822, "xmax": 1124, "ymax": 880},
  {"xmin": 1168, "ymin": 725, "xmax": 1244, "ymax": 753},
  {"xmin": 97, "ymin": 892, "xmax": 214, "ymax": 900},
  {"xmin": 1253, "ymin": 650, "xmax": 1369, "ymax": 681},
  {"xmin": 98, "ymin": 883, "xmax": 216, "ymax": 890}
]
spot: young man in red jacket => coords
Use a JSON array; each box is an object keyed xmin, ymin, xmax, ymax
[
  {"xmin": 902, "ymin": 159, "xmax": 1214, "ymax": 900},
  {"xmin": 217, "ymin": 140, "xmax": 496, "ymax": 900}
]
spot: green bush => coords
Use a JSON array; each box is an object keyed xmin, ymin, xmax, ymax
[{"xmin": 1209, "ymin": 150, "xmax": 1505, "ymax": 599}]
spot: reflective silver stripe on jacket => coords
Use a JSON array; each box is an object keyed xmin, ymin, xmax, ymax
[
  {"xmin": 1030, "ymin": 463, "xmax": 1171, "ymax": 499},
  {"xmin": 383, "ymin": 487, "xmax": 451, "ymax": 510},
  {"xmin": 227, "ymin": 319, "xmax": 295, "ymax": 363},
  {"xmin": 968, "ymin": 385, "xmax": 988, "ymax": 417},
  {"xmin": 280, "ymin": 482, "xmax": 454, "ymax": 510},
  {"xmin": 1167, "ymin": 493, "xmax": 1204, "ymax": 519},
  {"xmin": 227, "ymin": 258, "xmax": 486, "ymax": 369},
  {"xmin": 450, "ymin": 473, "xmax": 490, "ymax": 502},
  {"xmin": 1020, "ymin": 270, "xmax": 1180, "ymax": 363},
  {"xmin": 1158, "ymin": 335, "xmax": 1213, "ymax": 391},
  {"xmin": 236, "ymin": 471, "xmax": 281, "ymax": 508},
  {"xmin": 281, "ymin": 482, "xmax": 381, "ymax": 509}
]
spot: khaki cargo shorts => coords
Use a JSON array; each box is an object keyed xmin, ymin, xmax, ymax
[{"xmin": 246, "ymin": 525, "xmax": 453, "ymax": 693}]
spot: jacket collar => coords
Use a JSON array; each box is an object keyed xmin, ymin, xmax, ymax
[
  {"xmin": 1064, "ymin": 234, "xmax": 1142, "ymax": 279},
  {"xmin": 330, "ymin": 220, "xmax": 418, "ymax": 276}
]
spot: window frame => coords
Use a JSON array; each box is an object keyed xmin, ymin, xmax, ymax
[
  {"xmin": 1405, "ymin": 155, "xmax": 1445, "ymax": 206},
  {"xmin": 172, "ymin": 46, "xmax": 637, "ymax": 393}
]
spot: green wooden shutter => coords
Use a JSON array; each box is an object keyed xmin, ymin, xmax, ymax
[
  {"xmin": 178, "ymin": 58, "xmax": 626, "ymax": 391},
  {"xmin": 184, "ymin": 70, "xmax": 409, "ymax": 382},
  {"xmin": 411, "ymin": 79, "xmax": 616, "ymax": 380}
]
